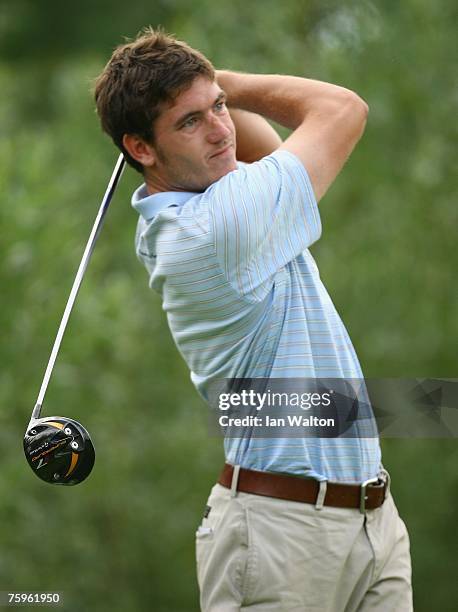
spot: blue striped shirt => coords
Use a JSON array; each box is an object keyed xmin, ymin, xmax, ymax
[{"xmin": 132, "ymin": 150, "xmax": 382, "ymax": 483}]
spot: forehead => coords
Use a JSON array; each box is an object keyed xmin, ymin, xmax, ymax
[{"xmin": 159, "ymin": 76, "xmax": 222, "ymax": 125}]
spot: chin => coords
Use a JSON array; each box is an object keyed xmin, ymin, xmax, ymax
[
  {"xmin": 219, "ymin": 158, "xmax": 238, "ymax": 177},
  {"xmin": 197, "ymin": 166, "xmax": 232, "ymax": 191},
  {"xmin": 189, "ymin": 159, "xmax": 237, "ymax": 192},
  {"xmin": 213, "ymin": 166, "xmax": 235, "ymax": 185}
]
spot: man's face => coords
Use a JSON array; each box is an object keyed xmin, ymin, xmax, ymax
[{"xmin": 147, "ymin": 76, "xmax": 237, "ymax": 193}]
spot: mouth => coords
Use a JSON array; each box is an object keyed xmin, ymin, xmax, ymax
[{"xmin": 209, "ymin": 143, "xmax": 233, "ymax": 159}]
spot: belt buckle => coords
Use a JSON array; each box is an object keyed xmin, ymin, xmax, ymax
[{"xmin": 360, "ymin": 477, "xmax": 379, "ymax": 514}]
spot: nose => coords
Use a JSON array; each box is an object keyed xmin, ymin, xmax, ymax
[{"xmin": 206, "ymin": 112, "xmax": 231, "ymax": 144}]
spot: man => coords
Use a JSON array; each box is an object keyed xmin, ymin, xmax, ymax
[{"xmin": 94, "ymin": 27, "xmax": 413, "ymax": 611}]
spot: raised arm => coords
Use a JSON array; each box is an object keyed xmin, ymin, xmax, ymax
[{"xmin": 217, "ymin": 71, "xmax": 368, "ymax": 202}]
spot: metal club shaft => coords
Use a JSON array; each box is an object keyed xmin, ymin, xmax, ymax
[{"xmin": 31, "ymin": 154, "xmax": 126, "ymax": 422}]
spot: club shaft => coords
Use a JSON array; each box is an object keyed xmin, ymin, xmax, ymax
[{"xmin": 33, "ymin": 155, "xmax": 126, "ymax": 420}]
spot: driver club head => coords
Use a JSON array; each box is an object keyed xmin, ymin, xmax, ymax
[{"xmin": 24, "ymin": 416, "xmax": 95, "ymax": 485}]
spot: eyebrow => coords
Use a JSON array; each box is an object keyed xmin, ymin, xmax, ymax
[{"xmin": 173, "ymin": 90, "xmax": 227, "ymax": 128}]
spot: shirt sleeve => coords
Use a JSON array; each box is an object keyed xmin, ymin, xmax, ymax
[{"xmin": 206, "ymin": 149, "xmax": 322, "ymax": 301}]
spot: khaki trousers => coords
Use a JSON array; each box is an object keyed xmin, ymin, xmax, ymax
[{"xmin": 195, "ymin": 478, "xmax": 413, "ymax": 611}]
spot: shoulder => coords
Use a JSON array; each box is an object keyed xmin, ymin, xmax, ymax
[{"xmin": 206, "ymin": 149, "xmax": 313, "ymax": 202}]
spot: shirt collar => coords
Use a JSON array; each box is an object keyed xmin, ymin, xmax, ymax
[{"xmin": 131, "ymin": 183, "xmax": 198, "ymax": 221}]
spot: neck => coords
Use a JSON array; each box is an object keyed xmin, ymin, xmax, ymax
[
  {"xmin": 144, "ymin": 170, "xmax": 173, "ymax": 195},
  {"xmin": 144, "ymin": 171, "xmax": 204, "ymax": 196}
]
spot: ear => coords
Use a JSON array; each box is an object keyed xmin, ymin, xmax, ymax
[{"xmin": 122, "ymin": 134, "xmax": 157, "ymax": 168}]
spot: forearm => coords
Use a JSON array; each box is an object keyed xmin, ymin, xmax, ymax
[
  {"xmin": 217, "ymin": 70, "xmax": 366, "ymax": 130},
  {"xmin": 218, "ymin": 69, "xmax": 368, "ymax": 201},
  {"xmin": 228, "ymin": 108, "xmax": 282, "ymax": 163}
]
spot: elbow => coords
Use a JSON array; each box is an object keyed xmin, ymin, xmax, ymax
[
  {"xmin": 339, "ymin": 89, "xmax": 369, "ymax": 117},
  {"xmin": 345, "ymin": 90, "xmax": 369, "ymax": 125},
  {"xmin": 355, "ymin": 94, "xmax": 369, "ymax": 137},
  {"xmin": 336, "ymin": 90, "xmax": 369, "ymax": 139},
  {"xmin": 319, "ymin": 88, "xmax": 369, "ymax": 135},
  {"xmin": 356, "ymin": 95, "xmax": 369, "ymax": 132},
  {"xmin": 352, "ymin": 91, "xmax": 369, "ymax": 117}
]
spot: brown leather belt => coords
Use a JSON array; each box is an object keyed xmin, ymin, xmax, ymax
[{"xmin": 218, "ymin": 464, "xmax": 387, "ymax": 512}]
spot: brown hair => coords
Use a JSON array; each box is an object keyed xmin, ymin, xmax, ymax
[{"xmin": 94, "ymin": 27, "xmax": 215, "ymax": 173}]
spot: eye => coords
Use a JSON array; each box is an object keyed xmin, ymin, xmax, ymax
[
  {"xmin": 181, "ymin": 116, "xmax": 198, "ymax": 129},
  {"xmin": 214, "ymin": 101, "xmax": 226, "ymax": 112}
]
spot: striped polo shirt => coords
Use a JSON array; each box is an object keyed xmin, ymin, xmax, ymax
[{"xmin": 132, "ymin": 150, "xmax": 382, "ymax": 483}]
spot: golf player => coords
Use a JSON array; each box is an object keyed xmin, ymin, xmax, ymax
[{"xmin": 94, "ymin": 28, "xmax": 413, "ymax": 611}]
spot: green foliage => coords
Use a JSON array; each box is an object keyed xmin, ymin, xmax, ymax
[{"xmin": 1, "ymin": 1, "xmax": 456, "ymax": 610}]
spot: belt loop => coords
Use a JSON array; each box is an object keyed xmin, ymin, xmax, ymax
[
  {"xmin": 380, "ymin": 468, "xmax": 391, "ymax": 499},
  {"xmin": 230, "ymin": 465, "xmax": 241, "ymax": 498},
  {"xmin": 315, "ymin": 480, "xmax": 327, "ymax": 511}
]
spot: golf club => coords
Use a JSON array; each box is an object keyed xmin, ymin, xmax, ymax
[{"xmin": 24, "ymin": 154, "xmax": 126, "ymax": 485}]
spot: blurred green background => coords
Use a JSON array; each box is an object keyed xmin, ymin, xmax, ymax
[{"xmin": 1, "ymin": 0, "xmax": 457, "ymax": 610}]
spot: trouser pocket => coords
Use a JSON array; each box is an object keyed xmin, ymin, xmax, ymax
[{"xmin": 195, "ymin": 484, "xmax": 250, "ymax": 611}]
